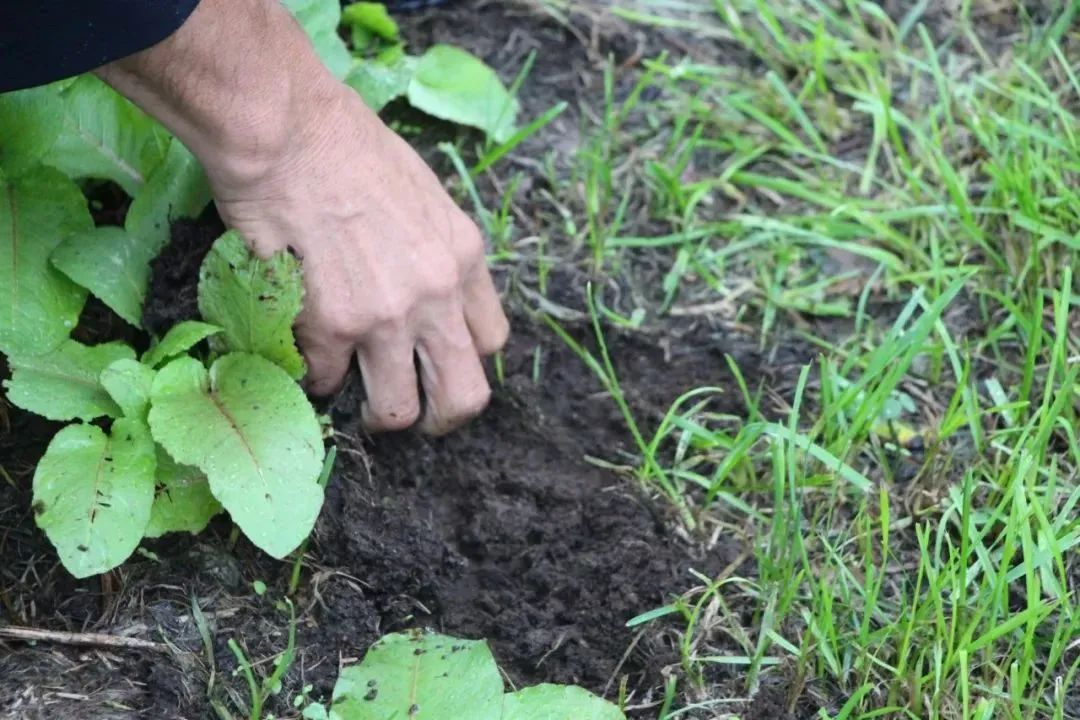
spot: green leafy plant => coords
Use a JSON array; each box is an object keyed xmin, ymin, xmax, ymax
[
  {"xmin": 11, "ymin": 231, "xmax": 327, "ymax": 578},
  {"xmin": 0, "ymin": 0, "xmax": 521, "ymax": 579},
  {"xmin": 342, "ymin": 3, "xmax": 520, "ymax": 141},
  {"xmin": 303, "ymin": 630, "xmax": 625, "ymax": 720}
]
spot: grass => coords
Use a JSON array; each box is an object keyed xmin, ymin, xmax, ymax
[{"xmin": 485, "ymin": 1, "xmax": 1080, "ymax": 717}]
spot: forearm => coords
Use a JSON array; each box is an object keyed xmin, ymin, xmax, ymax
[{"xmin": 95, "ymin": 0, "xmax": 343, "ymax": 186}]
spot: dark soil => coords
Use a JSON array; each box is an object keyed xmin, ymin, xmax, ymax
[
  {"xmin": 1, "ymin": 208, "xmax": 809, "ymax": 719},
  {"xmin": 1, "ymin": 3, "xmax": 822, "ymax": 719}
]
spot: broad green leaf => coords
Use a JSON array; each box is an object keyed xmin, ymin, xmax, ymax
[
  {"xmin": 52, "ymin": 226, "xmax": 151, "ymax": 327},
  {"xmin": 502, "ymin": 686, "xmax": 626, "ymax": 720},
  {"xmin": 342, "ymin": 2, "xmax": 400, "ymax": 42},
  {"xmin": 198, "ymin": 232, "xmax": 306, "ymax": 379},
  {"xmin": 32, "ymin": 419, "xmax": 157, "ymax": 578},
  {"xmin": 41, "ymin": 75, "xmax": 170, "ymax": 195},
  {"xmin": 126, "ymin": 139, "xmax": 211, "ymax": 250},
  {"xmin": 330, "ymin": 632, "xmax": 503, "ymax": 720},
  {"xmin": 144, "ymin": 447, "xmax": 222, "ymax": 538},
  {"xmin": 142, "ymin": 320, "xmax": 223, "ymax": 368},
  {"xmin": 0, "ymin": 84, "xmax": 64, "ymax": 176},
  {"xmin": 147, "ymin": 354, "xmax": 325, "ymax": 558},
  {"xmin": 347, "ymin": 52, "xmax": 417, "ymax": 112},
  {"xmin": 4, "ymin": 340, "xmax": 136, "ymax": 422},
  {"xmin": 0, "ymin": 168, "xmax": 92, "ymax": 356},
  {"xmin": 283, "ymin": 0, "xmax": 353, "ymax": 79},
  {"xmin": 100, "ymin": 358, "xmax": 157, "ymax": 420},
  {"xmin": 408, "ymin": 45, "xmax": 519, "ymax": 142}
]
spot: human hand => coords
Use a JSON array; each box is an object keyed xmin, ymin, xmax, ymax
[
  {"xmin": 98, "ymin": 0, "xmax": 508, "ymax": 435},
  {"xmin": 210, "ymin": 87, "xmax": 509, "ymax": 434}
]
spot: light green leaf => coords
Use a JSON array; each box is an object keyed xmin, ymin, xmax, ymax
[
  {"xmin": 282, "ymin": 0, "xmax": 353, "ymax": 79},
  {"xmin": 502, "ymin": 686, "xmax": 625, "ymax": 720},
  {"xmin": 347, "ymin": 52, "xmax": 417, "ymax": 112},
  {"xmin": 32, "ymin": 419, "xmax": 157, "ymax": 578},
  {"xmin": 342, "ymin": 2, "xmax": 400, "ymax": 42},
  {"xmin": 408, "ymin": 45, "xmax": 519, "ymax": 142},
  {"xmin": 330, "ymin": 631, "xmax": 504, "ymax": 720},
  {"xmin": 4, "ymin": 340, "xmax": 136, "ymax": 422},
  {"xmin": 142, "ymin": 321, "xmax": 223, "ymax": 368},
  {"xmin": 52, "ymin": 226, "xmax": 151, "ymax": 327},
  {"xmin": 0, "ymin": 168, "xmax": 92, "ymax": 357},
  {"xmin": 144, "ymin": 447, "xmax": 222, "ymax": 538},
  {"xmin": 147, "ymin": 354, "xmax": 325, "ymax": 558},
  {"xmin": 41, "ymin": 75, "xmax": 170, "ymax": 195},
  {"xmin": 0, "ymin": 84, "xmax": 65, "ymax": 177},
  {"xmin": 100, "ymin": 358, "xmax": 157, "ymax": 420},
  {"xmin": 198, "ymin": 232, "xmax": 306, "ymax": 379},
  {"xmin": 126, "ymin": 139, "xmax": 211, "ymax": 250}
]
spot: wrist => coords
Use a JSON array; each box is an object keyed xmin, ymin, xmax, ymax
[{"xmin": 96, "ymin": 0, "xmax": 341, "ymax": 188}]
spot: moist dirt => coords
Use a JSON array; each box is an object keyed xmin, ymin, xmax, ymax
[
  {"xmin": 0, "ymin": 2, "xmax": 831, "ymax": 718},
  {"xmin": 1, "ymin": 212, "xmax": 814, "ymax": 719}
]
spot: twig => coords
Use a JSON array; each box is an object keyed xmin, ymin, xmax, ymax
[{"xmin": 0, "ymin": 625, "xmax": 166, "ymax": 651}]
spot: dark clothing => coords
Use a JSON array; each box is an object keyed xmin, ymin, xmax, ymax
[{"xmin": 0, "ymin": 1, "xmax": 201, "ymax": 92}]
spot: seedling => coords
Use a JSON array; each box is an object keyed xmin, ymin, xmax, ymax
[{"xmin": 6, "ymin": 231, "xmax": 328, "ymax": 578}]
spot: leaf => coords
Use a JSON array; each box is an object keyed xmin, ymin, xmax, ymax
[
  {"xmin": 52, "ymin": 226, "xmax": 152, "ymax": 327},
  {"xmin": 342, "ymin": 2, "xmax": 400, "ymax": 42},
  {"xmin": 100, "ymin": 358, "xmax": 157, "ymax": 420},
  {"xmin": 52, "ymin": 142, "xmax": 210, "ymax": 327},
  {"xmin": 142, "ymin": 321, "xmax": 223, "ymax": 368},
  {"xmin": 32, "ymin": 419, "xmax": 157, "ymax": 578},
  {"xmin": 41, "ymin": 75, "xmax": 170, "ymax": 196},
  {"xmin": 0, "ymin": 84, "xmax": 65, "ymax": 177},
  {"xmin": 144, "ymin": 446, "xmax": 222, "ymax": 538},
  {"xmin": 4, "ymin": 340, "xmax": 136, "ymax": 422},
  {"xmin": 502, "ymin": 686, "xmax": 626, "ymax": 720},
  {"xmin": 126, "ymin": 139, "xmax": 211, "ymax": 250},
  {"xmin": 198, "ymin": 232, "xmax": 306, "ymax": 379},
  {"xmin": 147, "ymin": 354, "xmax": 325, "ymax": 558},
  {"xmin": 347, "ymin": 52, "xmax": 417, "ymax": 112},
  {"xmin": 408, "ymin": 45, "xmax": 519, "ymax": 142},
  {"xmin": 330, "ymin": 631, "xmax": 504, "ymax": 720},
  {"xmin": 0, "ymin": 168, "xmax": 92, "ymax": 356},
  {"xmin": 282, "ymin": 0, "xmax": 353, "ymax": 79}
]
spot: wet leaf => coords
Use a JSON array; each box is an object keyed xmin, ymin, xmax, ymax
[
  {"xmin": 148, "ymin": 354, "xmax": 324, "ymax": 558},
  {"xmin": 40, "ymin": 75, "xmax": 170, "ymax": 195},
  {"xmin": 198, "ymin": 232, "xmax": 306, "ymax": 379},
  {"xmin": 126, "ymin": 139, "xmax": 211, "ymax": 250},
  {"xmin": 142, "ymin": 320, "xmax": 223, "ymax": 368},
  {"xmin": 347, "ymin": 51, "xmax": 416, "ymax": 112},
  {"xmin": 0, "ymin": 168, "xmax": 92, "ymax": 356},
  {"xmin": 330, "ymin": 631, "xmax": 503, "ymax": 720},
  {"xmin": 100, "ymin": 358, "xmax": 157, "ymax": 420},
  {"xmin": 32, "ymin": 419, "xmax": 157, "ymax": 578},
  {"xmin": 144, "ymin": 446, "xmax": 222, "ymax": 538},
  {"xmin": 408, "ymin": 45, "xmax": 519, "ymax": 142},
  {"xmin": 52, "ymin": 226, "xmax": 152, "ymax": 326},
  {"xmin": 4, "ymin": 340, "xmax": 136, "ymax": 422},
  {"xmin": 283, "ymin": 0, "xmax": 353, "ymax": 79},
  {"xmin": 0, "ymin": 84, "xmax": 65, "ymax": 177}
]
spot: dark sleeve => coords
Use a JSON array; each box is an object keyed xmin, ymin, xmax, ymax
[{"xmin": 0, "ymin": 1, "xmax": 202, "ymax": 93}]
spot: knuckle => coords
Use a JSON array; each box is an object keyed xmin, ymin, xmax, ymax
[
  {"xmin": 421, "ymin": 262, "xmax": 460, "ymax": 298},
  {"xmin": 454, "ymin": 223, "xmax": 486, "ymax": 265},
  {"xmin": 369, "ymin": 294, "xmax": 412, "ymax": 329}
]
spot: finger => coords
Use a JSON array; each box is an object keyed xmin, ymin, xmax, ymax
[
  {"xmin": 415, "ymin": 313, "xmax": 491, "ymax": 436},
  {"xmin": 298, "ymin": 329, "xmax": 353, "ymax": 397},
  {"xmin": 357, "ymin": 334, "xmax": 422, "ymax": 433},
  {"xmin": 462, "ymin": 263, "xmax": 510, "ymax": 356}
]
